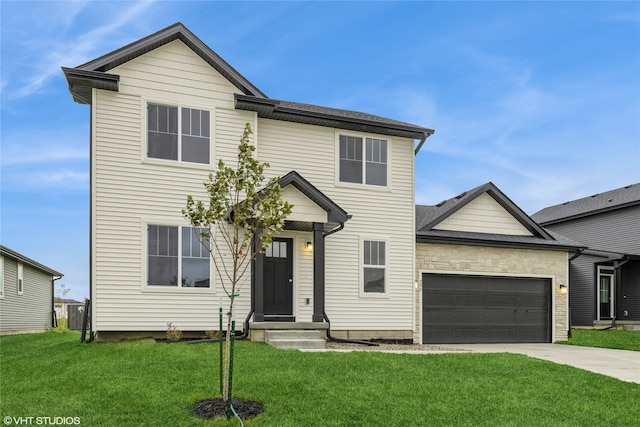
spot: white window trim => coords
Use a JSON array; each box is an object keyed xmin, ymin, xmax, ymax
[
  {"xmin": 359, "ymin": 236, "xmax": 390, "ymax": 298},
  {"xmin": 141, "ymin": 99, "xmax": 214, "ymax": 168},
  {"xmin": 0, "ymin": 255, "xmax": 4, "ymax": 299},
  {"xmin": 335, "ymin": 131, "xmax": 392, "ymax": 191},
  {"xmin": 17, "ymin": 262, "xmax": 24, "ymax": 296},
  {"xmin": 141, "ymin": 219, "xmax": 215, "ymax": 294}
]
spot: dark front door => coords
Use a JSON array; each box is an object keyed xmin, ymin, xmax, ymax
[
  {"xmin": 599, "ymin": 273, "xmax": 614, "ymax": 319},
  {"xmin": 263, "ymin": 238, "xmax": 293, "ymax": 320}
]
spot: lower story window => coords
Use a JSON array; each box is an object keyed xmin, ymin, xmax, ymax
[
  {"xmin": 363, "ymin": 240, "xmax": 386, "ymax": 293},
  {"xmin": 148, "ymin": 225, "xmax": 210, "ymax": 287}
]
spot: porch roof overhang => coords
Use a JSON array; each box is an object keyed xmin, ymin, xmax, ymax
[{"xmin": 278, "ymin": 171, "xmax": 350, "ymax": 232}]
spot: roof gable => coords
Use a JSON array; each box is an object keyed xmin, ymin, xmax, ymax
[
  {"xmin": 414, "ymin": 183, "xmax": 582, "ymax": 250},
  {"xmin": 278, "ymin": 171, "xmax": 350, "ymax": 232},
  {"xmin": 63, "ymin": 22, "xmax": 266, "ymax": 104},
  {"xmin": 433, "ymin": 192, "xmax": 534, "ymax": 236},
  {"xmin": 63, "ymin": 23, "xmax": 435, "ymax": 144},
  {"xmin": 418, "ymin": 182, "xmax": 549, "ymax": 238},
  {"xmin": 532, "ymin": 183, "xmax": 640, "ymax": 225}
]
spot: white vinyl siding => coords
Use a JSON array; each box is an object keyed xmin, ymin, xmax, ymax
[
  {"xmin": 434, "ymin": 193, "xmax": 533, "ymax": 236},
  {"xmin": 92, "ymin": 40, "xmax": 256, "ymax": 331},
  {"xmin": 91, "ymin": 38, "xmax": 415, "ymax": 335},
  {"xmin": 258, "ymin": 120, "xmax": 415, "ymax": 332}
]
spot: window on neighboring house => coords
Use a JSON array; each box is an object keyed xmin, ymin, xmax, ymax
[
  {"xmin": 17, "ymin": 262, "xmax": 23, "ymax": 295},
  {"xmin": 148, "ymin": 225, "xmax": 210, "ymax": 287},
  {"xmin": 363, "ymin": 240, "xmax": 386, "ymax": 293},
  {"xmin": 339, "ymin": 135, "xmax": 387, "ymax": 186},
  {"xmin": 147, "ymin": 104, "xmax": 210, "ymax": 164}
]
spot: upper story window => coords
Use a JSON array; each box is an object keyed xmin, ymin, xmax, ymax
[
  {"xmin": 339, "ymin": 135, "xmax": 387, "ymax": 186},
  {"xmin": 148, "ymin": 225, "xmax": 210, "ymax": 288},
  {"xmin": 147, "ymin": 103, "xmax": 210, "ymax": 164}
]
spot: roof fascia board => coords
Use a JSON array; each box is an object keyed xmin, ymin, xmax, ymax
[
  {"xmin": 421, "ymin": 183, "xmax": 491, "ymax": 231},
  {"xmin": 235, "ymin": 94, "xmax": 432, "ymax": 140},
  {"xmin": 422, "ymin": 182, "xmax": 554, "ymax": 241},
  {"xmin": 278, "ymin": 171, "xmax": 349, "ymax": 223},
  {"xmin": 415, "ymin": 234, "xmax": 581, "ymax": 252},
  {"xmin": 0, "ymin": 245, "xmax": 63, "ymax": 277},
  {"xmin": 483, "ymin": 187, "xmax": 554, "ymax": 240}
]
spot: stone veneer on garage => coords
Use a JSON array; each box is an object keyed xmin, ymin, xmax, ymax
[{"xmin": 415, "ymin": 243, "xmax": 570, "ymax": 344}]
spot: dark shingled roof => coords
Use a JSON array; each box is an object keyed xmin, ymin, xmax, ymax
[
  {"xmin": 234, "ymin": 95, "xmax": 434, "ymax": 141},
  {"xmin": 531, "ymin": 183, "xmax": 640, "ymax": 225},
  {"xmin": 416, "ymin": 183, "xmax": 584, "ymax": 251},
  {"xmin": 0, "ymin": 245, "xmax": 63, "ymax": 277},
  {"xmin": 63, "ymin": 22, "xmax": 434, "ymax": 145}
]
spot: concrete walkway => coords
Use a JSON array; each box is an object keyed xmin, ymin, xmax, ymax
[{"xmin": 453, "ymin": 344, "xmax": 640, "ymax": 384}]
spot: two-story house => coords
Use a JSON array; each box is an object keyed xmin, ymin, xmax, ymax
[
  {"xmin": 532, "ymin": 184, "xmax": 640, "ymax": 328},
  {"xmin": 62, "ymin": 22, "xmax": 434, "ymax": 342}
]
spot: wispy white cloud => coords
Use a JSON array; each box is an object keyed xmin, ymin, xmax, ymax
[{"xmin": 4, "ymin": 1, "xmax": 157, "ymax": 100}]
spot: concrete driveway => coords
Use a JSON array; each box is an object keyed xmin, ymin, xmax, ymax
[{"xmin": 454, "ymin": 343, "xmax": 640, "ymax": 384}]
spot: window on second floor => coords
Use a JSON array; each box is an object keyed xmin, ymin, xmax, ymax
[
  {"xmin": 339, "ymin": 135, "xmax": 388, "ymax": 186},
  {"xmin": 147, "ymin": 103, "xmax": 210, "ymax": 164}
]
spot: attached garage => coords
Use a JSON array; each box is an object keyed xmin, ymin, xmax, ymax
[
  {"xmin": 414, "ymin": 182, "xmax": 582, "ymax": 344},
  {"xmin": 422, "ymin": 273, "xmax": 551, "ymax": 344}
]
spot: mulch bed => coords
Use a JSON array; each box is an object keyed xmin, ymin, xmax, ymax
[{"xmin": 193, "ymin": 398, "xmax": 263, "ymax": 420}]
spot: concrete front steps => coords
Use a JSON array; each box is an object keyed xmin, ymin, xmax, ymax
[{"xmin": 264, "ymin": 330, "xmax": 326, "ymax": 350}]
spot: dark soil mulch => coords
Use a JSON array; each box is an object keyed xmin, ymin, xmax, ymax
[{"xmin": 193, "ymin": 398, "xmax": 263, "ymax": 420}]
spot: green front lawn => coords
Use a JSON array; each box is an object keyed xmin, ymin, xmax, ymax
[
  {"xmin": 561, "ymin": 328, "xmax": 640, "ymax": 351},
  {"xmin": 1, "ymin": 331, "xmax": 638, "ymax": 426}
]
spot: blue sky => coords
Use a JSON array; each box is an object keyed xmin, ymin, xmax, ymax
[{"xmin": 1, "ymin": 1, "xmax": 639, "ymax": 301}]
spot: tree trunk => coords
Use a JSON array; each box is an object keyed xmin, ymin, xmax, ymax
[{"xmin": 222, "ymin": 298, "xmax": 234, "ymax": 405}]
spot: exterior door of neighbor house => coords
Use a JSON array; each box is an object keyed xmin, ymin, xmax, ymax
[
  {"xmin": 598, "ymin": 267, "xmax": 615, "ymax": 320},
  {"xmin": 263, "ymin": 238, "xmax": 294, "ymax": 320}
]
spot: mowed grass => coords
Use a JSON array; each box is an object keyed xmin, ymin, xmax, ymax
[
  {"xmin": 561, "ymin": 329, "xmax": 640, "ymax": 351},
  {"xmin": 1, "ymin": 331, "xmax": 639, "ymax": 426}
]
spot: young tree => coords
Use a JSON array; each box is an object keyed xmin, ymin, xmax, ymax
[{"xmin": 183, "ymin": 122, "xmax": 292, "ymax": 412}]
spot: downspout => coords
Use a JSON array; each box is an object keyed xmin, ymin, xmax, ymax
[
  {"xmin": 52, "ymin": 276, "xmax": 63, "ymax": 329},
  {"xmin": 322, "ymin": 220, "xmax": 379, "ymax": 346},
  {"xmin": 414, "ymin": 130, "xmax": 435, "ymax": 156},
  {"xmin": 565, "ymin": 249, "xmax": 584, "ymax": 338}
]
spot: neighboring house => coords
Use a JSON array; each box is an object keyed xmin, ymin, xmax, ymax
[
  {"xmin": 62, "ymin": 23, "xmax": 434, "ymax": 342},
  {"xmin": 54, "ymin": 297, "xmax": 83, "ymax": 320},
  {"xmin": 0, "ymin": 245, "xmax": 63, "ymax": 335},
  {"xmin": 532, "ymin": 183, "xmax": 640, "ymax": 327},
  {"xmin": 415, "ymin": 183, "xmax": 582, "ymax": 344}
]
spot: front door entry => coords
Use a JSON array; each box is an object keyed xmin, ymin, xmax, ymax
[
  {"xmin": 263, "ymin": 238, "xmax": 293, "ymax": 320},
  {"xmin": 599, "ymin": 269, "xmax": 614, "ymax": 319}
]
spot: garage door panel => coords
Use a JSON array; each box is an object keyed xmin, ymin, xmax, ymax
[{"xmin": 423, "ymin": 274, "xmax": 551, "ymax": 344}]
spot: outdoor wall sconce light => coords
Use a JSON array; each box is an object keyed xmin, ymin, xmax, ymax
[
  {"xmin": 306, "ymin": 241, "xmax": 313, "ymax": 250},
  {"xmin": 559, "ymin": 284, "xmax": 567, "ymax": 294}
]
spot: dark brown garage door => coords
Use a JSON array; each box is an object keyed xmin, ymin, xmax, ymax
[{"xmin": 422, "ymin": 274, "xmax": 551, "ymax": 344}]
